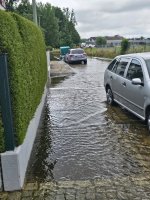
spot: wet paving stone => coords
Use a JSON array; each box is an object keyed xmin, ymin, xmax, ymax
[{"xmin": 2, "ymin": 177, "xmax": 150, "ymax": 199}]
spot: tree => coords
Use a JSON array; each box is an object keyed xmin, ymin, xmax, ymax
[
  {"xmin": 121, "ymin": 39, "xmax": 130, "ymax": 54},
  {"xmin": 96, "ymin": 37, "xmax": 106, "ymax": 46},
  {"xmin": 15, "ymin": 0, "xmax": 32, "ymax": 20},
  {"xmin": 14, "ymin": 2, "xmax": 81, "ymax": 48},
  {"xmin": 38, "ymin": 3, "xmax": 59, "ymax": 47},
  {"xmin": 53, "ymin": 6, "xmax": 80, "ymax": 47},
  {"xmin": 53, "ymin": 6, "xmax": 72, "ymax": 46}
]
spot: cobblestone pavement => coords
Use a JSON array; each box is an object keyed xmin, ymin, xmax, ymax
[{"xmin": 1, "ymin": 175, "xmax": 150, "ymax": 200}]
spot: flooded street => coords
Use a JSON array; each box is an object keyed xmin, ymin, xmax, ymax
[{"xmin": 27, "ymin": 58, "xmax": 150, "ymax": 184}]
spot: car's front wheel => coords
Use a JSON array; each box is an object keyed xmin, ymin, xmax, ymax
[
  {"xmin": 106, "ymin": 87, "xmax": 114, "ymax": 105},
  {"xmin": 146, "ymin": 111, "xmax": 150, "ymax": 132}
]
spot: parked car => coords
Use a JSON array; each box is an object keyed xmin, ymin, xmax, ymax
[
  {"xmin": 64, "ymin": 48, "xmax": 87, "ymax": 64},
  {"xmin": 104, "ymin": 52, "xmax": 150, "ymax": 131}
]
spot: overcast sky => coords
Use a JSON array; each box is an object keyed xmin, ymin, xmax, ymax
[{"xmin": 37, "ymin": 0, "xmax": 150, "ymax": 39}]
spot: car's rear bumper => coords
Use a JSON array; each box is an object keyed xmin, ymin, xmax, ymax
[{"xmin": 69, "ymin": 59, "xmax": 87, "ymax": 64}]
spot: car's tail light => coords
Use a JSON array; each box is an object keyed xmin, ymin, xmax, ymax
[
  {"xmin": 69, "ymin": 54, "xmax": 74, "ymax": 59},
  {"xmin": 83, "ymin": 53, "xmax": 87, "ymax": 56}
]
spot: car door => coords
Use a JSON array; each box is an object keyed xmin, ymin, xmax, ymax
[
  {"xmin": 124, "ymin": 58, "xmax": 145, "ymax": 117},
  {"xmin": 111, "ymin": 57, "xmax": 130, "ymax": 104}
]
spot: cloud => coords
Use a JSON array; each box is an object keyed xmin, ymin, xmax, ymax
[
  {"xmin": 75, "ymin": 0, "xmax": 150, "ymax": 38},
  {"xmin": 40, "ymin": 0, "xmax": 150, "ymax": 38},
  {"xmin": 97, "ymin": 0, "xmax": 150, "ymax": 13}
]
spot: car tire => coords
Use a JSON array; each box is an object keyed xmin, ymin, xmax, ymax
[
  {"xmin": 84, "ymin": 60, "xmax": 87, "ymax": 64},
  {"xmin": 146, "ymin": 111, "xmax": 150, "ymax": 132},
  {"xmin": 106, "ymin": 87, "xmax": 114, "ymax": 105}
]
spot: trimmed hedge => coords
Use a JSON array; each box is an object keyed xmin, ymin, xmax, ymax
[{"xmin": 0, "ymin": 11, "xmax": 47, "ymax": 148}]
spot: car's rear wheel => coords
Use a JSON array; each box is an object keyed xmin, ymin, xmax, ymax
[
  {"xmin": 84, "ymin": 60, "xmax": 87, "ymax": 64},
  {"xmin": 106, "ymin": 87, "xmax": 114, "ymax": 105}
]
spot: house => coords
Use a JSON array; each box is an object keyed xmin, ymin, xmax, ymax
[
  {"xmin": 105, "ymin": 35, "xmax": 124, "ymax": 47},
  {"xmin": 0, "ymin": 0, "xmax": 6, "ymax": 10},
  {"xmin": 128, "ymin": 38, "xmax": 150, "ymax": 46},
  {"xmin": 86, "ymin": 35, "xmax": 124, "ymax": 47}
]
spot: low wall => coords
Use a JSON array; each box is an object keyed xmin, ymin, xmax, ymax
[
  {"xmin": 0, "ymin": 167, "xmax": 2, "ymax": 191},
  {"xmin": 1, "ymin": 86, "xmax": 47, "ymax": 191}
]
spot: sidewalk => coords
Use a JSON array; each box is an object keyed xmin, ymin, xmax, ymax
[{"xmin": 50, "ymin": 61, "xmax": 75, "ymax": 77}]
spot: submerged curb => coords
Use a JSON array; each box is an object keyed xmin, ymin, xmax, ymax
[{"xmin": 94, "ymin": 57, "xmax": 112, "ymax": 62}]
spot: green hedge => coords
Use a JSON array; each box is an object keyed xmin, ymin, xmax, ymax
[{"xmin": 0, "ymin": 11, "xmax": 47, "ymax": 148}]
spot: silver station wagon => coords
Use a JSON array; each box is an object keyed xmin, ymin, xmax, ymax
[{"xmin": 104, "ymin": 52, "xmax": 150, "ymax": 131}]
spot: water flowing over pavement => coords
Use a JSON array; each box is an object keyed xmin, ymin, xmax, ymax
[
  {"xmin": 27, "ymin": 58, "xmax": 150, "ymax": 183},
  {"xmin": 4, "ymin": 58, "xmax": 150, "ymax": 199}
]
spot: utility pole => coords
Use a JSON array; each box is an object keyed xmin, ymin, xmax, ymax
[{"xmin": 32, "ymin": 0, "xmax": 38, "ymax": 25}]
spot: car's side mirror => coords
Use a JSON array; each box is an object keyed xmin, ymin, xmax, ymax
[{"xmin": 132, "ymin": 78, "xmax": 144, "ymax": 86}]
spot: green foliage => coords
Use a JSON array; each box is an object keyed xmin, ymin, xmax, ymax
[
  {"xmin": 53, "ymin": 7, "xmax": 80, "ymax": 47},
  {"xmin": 15, "ymin": 0, "xmax": 32, "ymax": 21},
  {"xmin": 0, "ymin": 10, "xmax": 47, "ymax": 147},
  {"xmin": 96, "ymin": 37, "xmax": 107, "ymax": 46},
  {"xmin": 85, "ymin": 47, "xmax": 119, "ymax": 59},
  {"xmin": 5, "ymin": 0, "xmax": 14, "ymax": 11},
  {"xmin": 121, "ymin": 39, "xmax": 130, "ymax": 54},
  {"xmin": 15, "ymin": 2, "xmax": 81, "ymax": 48},
  {"xmin": 38, "ymin": 3, "xmax": 60, "ymax": 47}
]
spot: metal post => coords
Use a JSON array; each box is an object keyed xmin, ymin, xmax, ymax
[
  {"xmin": 32, "ymin": 0, "xmax": 38, "ymax": 25},
  {"xmin": 0, "ymin": 54, "xmax": 15, "ymax": 151}
]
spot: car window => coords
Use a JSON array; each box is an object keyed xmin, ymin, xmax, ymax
[
  {"xmin": 71, "ymin": 49, "xmax": 84, "ymax": 54},
  {"xmin": 107, "ymin": 59, "xmax": 117, "ymax": 71},
  {"xmin": 126, "ymin": 59, "xmax": 143, "ymax": 81},
  {"xmin": 112, "ymin": 58, "xmax": 129, "ymax": 76},
  {"xmin": 145, "ymin": 59, "xmax": 150, "ymax": 78}
]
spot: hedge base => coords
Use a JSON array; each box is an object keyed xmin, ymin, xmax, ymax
[{"xmin": 1, "ymin": 86, "xmax": 47, "ymax": 191}]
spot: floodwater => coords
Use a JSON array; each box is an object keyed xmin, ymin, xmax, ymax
[{"xmin": 27, "ymin": 58, "xmax": 150, "ymax": 183}]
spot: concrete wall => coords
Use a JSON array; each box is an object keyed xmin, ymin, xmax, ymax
[
  {"xmin": 1, "ymin": 86, "xmax": 47, "ymax": 191},
  {"xmin": 0, "ymin": 166, "xmax": 2, "ymax": 191}
]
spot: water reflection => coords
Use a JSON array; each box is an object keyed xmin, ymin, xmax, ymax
[
  {"xmin": 51, "ymin": 76, "xmax": 68, "ymax": 86},
  {"xmin": 27, "ymin": 103, "xmax": 56, "ymax": 181},
  {"xmin": 27, "ymin": 58, "xmax": 150, "ymax": 183}
]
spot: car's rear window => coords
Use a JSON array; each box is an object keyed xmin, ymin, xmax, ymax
[
  {"xmin": 71, "ymin": 49, "xmax": 84, "ymax": 54},
  {"xmin": 145, "ymin": 59, "xmax": 150, "ymax": 77}
]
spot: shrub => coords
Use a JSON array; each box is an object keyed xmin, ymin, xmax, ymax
[
  {"xmin": 0, "ymin": 11, "xmax": 47, "ymax": 147},
  {"xmin": 120, "ymin": 39, "xmax": 130, "ymax": 54}
]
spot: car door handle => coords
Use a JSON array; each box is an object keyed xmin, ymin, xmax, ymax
[
  {"xmin": 110, "ymin": 76, "xmax": 113, "ymax": 80},
  {"xmin": 122, "ymin": 82, "xmax": 126, "ymax": 87}
]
